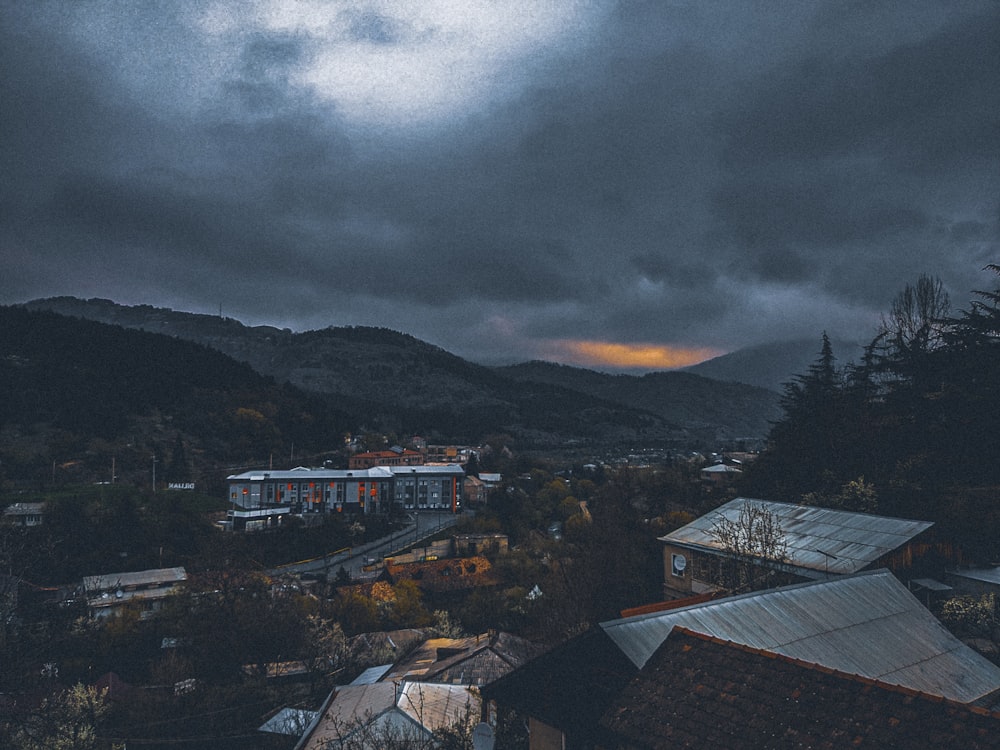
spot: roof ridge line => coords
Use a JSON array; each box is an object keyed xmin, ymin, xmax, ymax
[{"xmin": 669, "ymin": 626, "xmax": 1000, "ymax": 717}]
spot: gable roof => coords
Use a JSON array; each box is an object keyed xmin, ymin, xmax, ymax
[
  {"xmin": 382, "ymin": 631, "xmax": 543, "ymax": 686},
  {"xmin": 600, "ymin": 627, "xmax": 1000, "ymax": 749},
  {"xmin": 599, "ymin": 569, "xmax": 1000, "ymax": 705},
  {"xmin": 660, "ymin": 497, "xmax": 933, "ymax": 577},
  {"xmin": 700, "ymin": 463, "xmax": 742, "ymax": 473},
  {"xmin": 297, "ymin": 681, "xmax": 475, "ymax": 749},
  {"xmin": 479, "ymin": 628, "xmax": 638, "ymax": 744}
]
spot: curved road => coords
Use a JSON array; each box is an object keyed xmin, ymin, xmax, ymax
[{"xmin": 268, "ymin": 510, "xmax": 461, "ymax": 580}]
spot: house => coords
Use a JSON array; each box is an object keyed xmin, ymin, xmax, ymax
[
  {"xmin": 660, "ymin": 497, "xmax": 935, "ymax": 598},
  {"xmin": 945, "ymin": 566, "xmax": 1000, "ymax": 597},
  {"xmin": 380, "ymin": 631, "xmax": 543, "ymax": 686},
  {"xmin": 478, "ymin": 473, "xmax": 502, "ymax": 491},
  {"xmin": 698, "ymin": 462, "xmax": 741, "ymax": 490},
  {"xmin": 462, "ymin": 475, "xmax": 485, "ymax": 505},
  {"xmin": 2, "ymin": 502, "xmax": 46, "ymax": 527},
  {"xmin": 453, "ymin": 533, "xmax": 508, "ymax": 557},
  {"xmin": 480, "ymin": 627, "xmax": 639, "ymax": 749},
  {"xmin": 481, "ymin": 570, "xmax": 1000, "ymax": 749},
  {"xmin": 599, "ymin": 627, "xmax": 1000, "ymax": 749},
  {"xmin": 295, "ymin": 680, "xmax": 477, "ymax": 749},
  {"xmin": 602, "ymin": 569, "xmax": 1000, "ymax": 706},
  {"xmin": 286, "ymin": 629, "xmax": 536, "ymax": 747},
  {"xmin": 424, "ymin": 445, "xmax": 478, "ymax": 466},
  {"xmin": 81, "ymin": 567, "xmax": 187, "ymax": 620},
  {"xmin": 349, "ymin": 446, "xmax": 424, "ymax": 469}
]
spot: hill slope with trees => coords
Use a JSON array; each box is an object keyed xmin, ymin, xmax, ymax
[
  {"xmin": 0, "ymin": 306, "xmax": 354, "ymax": 489},
  {"xmin": 22, "ymin": 297, "xmax": 780, "ymax": 445}
]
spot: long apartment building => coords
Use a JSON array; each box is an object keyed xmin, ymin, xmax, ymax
[{"xmin": 227, "ymin": 464, "xmax": 465, "ymax": 522}]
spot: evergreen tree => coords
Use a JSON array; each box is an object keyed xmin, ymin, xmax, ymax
[{"xmin": 746, "ymin": 333, "xmax": 849, "ymax": 497}]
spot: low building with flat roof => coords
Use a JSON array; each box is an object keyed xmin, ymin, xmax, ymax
[{"xmin": 82, "ymin": 567, "xmax": 187, "ymax": 620}]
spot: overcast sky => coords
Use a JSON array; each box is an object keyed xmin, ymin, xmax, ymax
[{"xmin": 2, "ymin": 1, "xmax": 998, "ymax": 369}]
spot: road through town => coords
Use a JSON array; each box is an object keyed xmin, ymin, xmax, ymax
[{"xmin": 267, "ymin": 511, "xmax": 461, "ymax": 580}]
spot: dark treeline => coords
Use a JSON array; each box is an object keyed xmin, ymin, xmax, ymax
[
  {"xmin": 0, "ymin": 306, "xmax": 355, "ymax": 485},
  {"xmin": 743, "ymin": 266, "xmax": 1000, "ymax": 560}
]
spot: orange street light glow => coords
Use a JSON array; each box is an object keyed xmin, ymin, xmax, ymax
[{"xmin": 555, "ymin": 340, "xmax": 723, "ymax": 369}]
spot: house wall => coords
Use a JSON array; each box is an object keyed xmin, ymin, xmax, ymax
[
  {"xmin": 943, "ymin": 572, "xmax": 1000, "ymax": 597},
  {"xmin": 662, "ymin": 543, "xmax": 695, "ymax": 598},
  {"xmin": 528, "ymin": 717, "xmax": 565, "ymax": 750},
  {"xmin": 455, "ymin": 534, "xmax": 508, "ymax": 556}
]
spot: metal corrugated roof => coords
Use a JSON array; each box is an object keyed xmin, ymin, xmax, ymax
[
  {"xmin": 701, "ymin": 464, "xmax": 742, "ymax": 473},
  {"xmin": 259, "ymin": 708, "xmax": 318, "ymax": 736},
  {"xmin": 397, "ymin": 682, "xmax": 475, "ymax": 726},
  {"xmin": 228, "ymin": 465, "xmax": 465, "ymax": 481},
  {"xmin": 599, "ymin": 569, "xmax": 1000, "ymax": 704},
  {"xmin": 947, "ymin": 567, "xmax": 1000, "ymax": 586},
  {"xmin": 82, "ymin": 567, "xmax": 187, "ymax": 592},
  {"xmin": 660, "ymin": 498, "xmax": 932, "ymax": 575},
  {"xmin": 298, "ymin": 681, "xmax": 475, "ymax": 749},
  {"xmin": 349, "ymin": 664, "xmax": 394, "ymax": 686}
]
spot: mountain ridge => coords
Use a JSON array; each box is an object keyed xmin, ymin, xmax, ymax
[
  {"xmin": 21, "ymin": 296, "xmax": 782, "ymax": 445},
  {"xmin": 684, "ymin": 338, "xmax": 867, "ymax": 392}
]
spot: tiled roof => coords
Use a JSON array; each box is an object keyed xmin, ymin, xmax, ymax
[{"xmin": 601, "ymin": 628, "xmax": 1000, "ymax": 749}]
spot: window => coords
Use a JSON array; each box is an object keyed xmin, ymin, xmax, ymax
[{"xmin": 671, "ymin": 553, "xmax": 688, "ymax": 578}]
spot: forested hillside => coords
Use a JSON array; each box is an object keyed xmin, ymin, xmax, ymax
[
  {"xmin": 23, "ymin": 297, "xmax": 780, "ymax": 445},
  {"xmin": 496, "ymin": 361, "xmax": 781, "ymax": 443},
  {"xmin": 0, "ymin": 306, "xmax": 354, "ymax": 488}
]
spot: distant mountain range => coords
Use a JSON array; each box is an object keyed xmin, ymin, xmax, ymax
[
  {"xmin": 20, "ymin": 297, "xmax": 787, "ymax": 447},
  {"xmin": 685, "ymin": 338, "xmax": 867, "ymax": 392}
]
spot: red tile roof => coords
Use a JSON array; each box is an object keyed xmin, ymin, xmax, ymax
[{"xmin": 600, "ymin": 627, "xmax": 1000, "ymax": 749}]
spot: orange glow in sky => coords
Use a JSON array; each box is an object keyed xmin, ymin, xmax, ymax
[{"xmin": 551, "ymin": 340, "xmax": 724, "ymax": 369}]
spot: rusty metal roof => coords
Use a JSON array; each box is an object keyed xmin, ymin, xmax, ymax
[
  {"xmin": 660, "ymin": 498, "xmax": 932, "ymax": 576},
  {"xmin": 599, "ymin": 569, "xmax": 1000, "ymax": 705}
]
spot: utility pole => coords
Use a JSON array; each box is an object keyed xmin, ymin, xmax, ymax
[{"xmin": 152, "ymin": 455, "xmax": 158, "ymax": 493}]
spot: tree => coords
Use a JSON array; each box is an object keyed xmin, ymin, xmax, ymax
[
  {"xmin": 876, "ymin": 274, "xmax": 951, "ymax": 370},
  {"xmin": 11, "ymin": 683, "xmax": 111, "ymax": 750},
  {"xmin": 709, "ymin": 501, "xmax": 788, "ymax": 594},
  {"xmin": 0, "ymin": 524, "xmax": 36, "ymax": 653},
  {"xmin": 744, "ymin": 333, "xmax": 850, "ymax": 497},
  {"xmin": 303, "ymin": 614, "xmax": 349, "ymax": 697},
  {"xmin": 940, "ymin": 593, "xmax": 1000, "ymax": 654},
  {"xmin": 802, "ymin": 476, "xmax": 878, "ymax": 514},
  {"xmin": 431, "ymin": 609, "xmax": 466, "ymax": 639}
]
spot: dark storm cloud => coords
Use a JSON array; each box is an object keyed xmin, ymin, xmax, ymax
[{"xmin": 1, "ymin": 1, "xmax": 998, "ymax": 366}]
